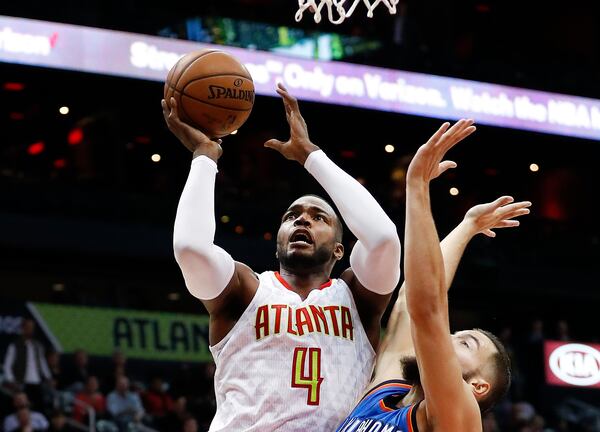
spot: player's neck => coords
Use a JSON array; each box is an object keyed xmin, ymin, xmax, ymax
[
  {"xmin": 278, "ymin": 267, "xmax": 331, "ymax": 295},
  {"xmin": 398, "ymin": 385, "xmax": 424, "ymax": 408}
]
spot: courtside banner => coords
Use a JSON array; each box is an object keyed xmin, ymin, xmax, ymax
[
  {"xmin": 29, "ymin": 303, "xmax": 211, "ymax": 362},
  {"xmin": 544, "ymin": 340, "xmax": 600, "ymax": 389},
  {"xmin": 2, "ymin": 16, "xmax": 600, "ymax": 141}
]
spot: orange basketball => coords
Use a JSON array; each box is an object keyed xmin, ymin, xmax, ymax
[{"xmin": 164, "ymin": 49, "xmax": 255, "ymax": 138}]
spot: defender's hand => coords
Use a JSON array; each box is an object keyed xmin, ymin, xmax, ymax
[
  {"xmin": 264, "ymin": 83, "xmax": 320, "ymax": 165},
  {"xmin": 406, "ymin": 119, "xmax": 476, "ymax": 186},
  {"xmin": 463, "ymin": 196, "xmax": 532, "ymax": 238},
  {"xmin": 161, "ymin": 98, "xmax": 223, "ymax": 162}
]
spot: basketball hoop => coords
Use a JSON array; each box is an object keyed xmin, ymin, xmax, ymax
[{"xmin": 295, "ymin": 0, "xmax": 399, "ymax": 24}]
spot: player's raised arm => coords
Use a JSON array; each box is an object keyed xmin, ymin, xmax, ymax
[
  {"xmin": 373, "ymin": 195, "xmax": 531, "ymax": 386},
  {"xmin": 405, "ymin": 120, "xmax": 483, "ymax": 430},
  {"xmin": 163, "ymin": 98, "xmax": 258, "ymax": 326},
  {"xmin": 264, "ymin": 84, "xmax": 401, "ymax": 343}
]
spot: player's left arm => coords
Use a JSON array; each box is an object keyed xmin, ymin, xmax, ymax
[
  {"xmin": 406, "ymin": 120, "xmax": 482, "ymax": 430},
  {"xmin": 264, "ymin": 84, "xmax": 400, "ymax": 347},
  {"xmin": 372, "ymin": 196, "xmax": 531, "ymax": 386}
]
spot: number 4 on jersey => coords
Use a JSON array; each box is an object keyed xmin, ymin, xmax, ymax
[{"xmin": 291, "ymin": 347, "xmax": 324, "ymax": 405}]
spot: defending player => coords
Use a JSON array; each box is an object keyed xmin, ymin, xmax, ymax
[
  {"xmin": 161, "ymin": 83, "xmax": 401, "ymax": 431},
  {"xmin": 337, "ymin": 120, "xmax": 531, "ymax": 432}
]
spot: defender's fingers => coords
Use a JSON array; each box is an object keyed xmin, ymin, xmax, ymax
[
  {"xmin": 494, "ymin": 220, "xmax": 520, "ymax": 228},
  {"xmin": 483, "ymin": 229, "xmax": 496, "ymax": 238},
  {"xmin": 498, "ymin": 201, "xmax": 532, "ymax": 214},
  {"xmin": 490, "ymin": 196, "xmax": 515, "ymax": 209},
  {"xmin": 426, "ymin": 122, "xmax": 451, "ymax": 146}
]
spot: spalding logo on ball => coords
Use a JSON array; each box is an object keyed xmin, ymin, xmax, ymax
[{"xmin": 164, "ymin": 49, "xmax": 255, "ymax": 138}]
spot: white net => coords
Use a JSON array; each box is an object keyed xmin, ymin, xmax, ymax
[{"xmin": 296, "ymin": 0, "xmax": 399, "ymax": 24}]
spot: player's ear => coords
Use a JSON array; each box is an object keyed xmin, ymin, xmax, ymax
[
  {"xmin": 333, "ymin": 243, "xmax": 344, "ymax": 261},
  {"xmin": 468, "ymin": 377, "xmax": 491, "ymax": 398}
]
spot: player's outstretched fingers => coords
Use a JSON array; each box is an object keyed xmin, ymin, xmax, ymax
[
  {"xmin": 499, "ymin": 201, "xmax": 532, "ymax": 216},
  {"xmin": 491, "ymin": 196, "xmax": 515, "ymax": 209},
  {"xmin": 276, "ymin": 85, "xmax": 301, "ymax": 115},
  {"xmin": 440, "ymin": 119, "xmax": 475, "ymax": 151},
  {"xmin": 494, "ymin": 220, "xmax": 521, "ymax": 229},
  {"xmin": 426, "ymin": 122, "xmax": 450, "ymax": 147}
]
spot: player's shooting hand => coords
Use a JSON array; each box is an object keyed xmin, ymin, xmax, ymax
[
  {"xmin": 463, "ymin": 196, "xmax": 532, "ymax": 238},
  {"xmin": 264, "ymin": 83, "xmax": 320, "ymax": 165},
  {"xmin": 161, "ymin": 98, "xmax": 223, "ymax": 162},
  {"xmin": 406, "ymin": 119, "xmax": 476, "ymax": 186}
]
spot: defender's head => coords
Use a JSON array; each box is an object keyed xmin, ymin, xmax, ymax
[
  {"xmin": 451, "ymin": 329, "xmax": 511, "ymax": 413},
  {"xmin": 401, "ymin": 329, "xmax": 511, "ymax": 413},
  {"xmin": 276, "ymin": 195, "xmax": 344, "ymax": 272}
]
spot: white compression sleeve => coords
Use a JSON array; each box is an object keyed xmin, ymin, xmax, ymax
[
  {"xmin": 173, "ymin": 156, "xmax": 235, "ymax": 300},
  {"xmin": 304, "ymin": 150, "xmax": 401, "ymax": 294}
]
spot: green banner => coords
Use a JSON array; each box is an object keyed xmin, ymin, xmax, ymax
[{"xmin": 31, "ymin": 303, "xmax": 211, "ymax": 362}]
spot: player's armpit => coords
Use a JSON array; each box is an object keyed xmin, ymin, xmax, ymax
[
  {"xmin": 341, "ymin": 268, "xmax": 393, "ymax": 350},
  {"xmin": 201, "ymin": 261, "xmax": 260, "ymax": 345}
]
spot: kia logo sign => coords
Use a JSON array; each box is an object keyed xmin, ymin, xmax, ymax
[{"xmin": 545, "ymin": 341, "xmax": 600, "ymax": 388}]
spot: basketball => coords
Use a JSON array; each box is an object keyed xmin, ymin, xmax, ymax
[{"xmin": 164, "ymin": 49, "xmax": 255, "ymax": 138}]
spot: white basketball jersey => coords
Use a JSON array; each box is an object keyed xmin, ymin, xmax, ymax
[{"xmin": 209, "ymin": 271, "xmax": 376, "ymax": 431}]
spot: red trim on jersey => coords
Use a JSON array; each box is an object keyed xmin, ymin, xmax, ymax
[{"xmin": 274, "ymin": 272, "xmax": 332, "ymax": 291}]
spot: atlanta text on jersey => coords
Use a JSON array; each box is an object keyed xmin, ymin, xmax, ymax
[{"xmin": 255, "ymin": 304, "xmax": 354, "ymax": 341}]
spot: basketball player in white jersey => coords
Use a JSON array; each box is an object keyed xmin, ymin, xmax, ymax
[
  {"xmin": 161, "ymin": 83, "xmax": 401, "ymax": 431},
  {"xmin": 337, "ymin": 121, "xmax": 531, "ymax": 432}
]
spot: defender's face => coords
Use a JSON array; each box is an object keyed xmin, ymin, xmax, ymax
[
  {"xmin": 277, "ymin": 196, "xmax": 341, "ymax": 266},
  {"xmin": 452, "ymin": 330, "xmax": 498, "ymax": 379}
]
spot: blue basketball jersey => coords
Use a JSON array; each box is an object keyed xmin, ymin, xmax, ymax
[{"xmin": 336, "ymin": 380, "xmax": 420, "ymax": 432}]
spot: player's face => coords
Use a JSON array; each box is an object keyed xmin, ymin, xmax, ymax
[
  {"xmin": 276, "ymin": 196, "xmax": 343, "ymax": 270},
  {"xmin": 452, "ymin": 330, "xmax": 496, "ymax": 372},
  {"xmin": 452, "ymin": 330, "xmax": 496, "ymax": 396}
]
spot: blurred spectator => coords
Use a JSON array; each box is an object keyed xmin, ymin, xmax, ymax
[
  {"xmin": 45, "ymin": 352, "xmax": 63, "ymax": 391},
  {"xmin": 556, "ymin": 320, "xmax": 570, "ymax": 341},
  {"xmin": 3, "ymin": 392, "xmax": 48, "ymax": 432},
  {"xmin": 528, "ymin": 319, "xmax": 545, "ymax": 344},
  {"xmin": 521, "ymin": 320, "xmax": 546, "ymax": 406},
  {"xmin": 482, "ymin": 411, "xmax": 500, "ymax": 432},
  {"xmin": 163, "ymin": 396, "xmax": 190, "ymax": 432},
  {"xmin": 106, "ymin": 376, "xmax": 144, "ymax": 431},
  {"xmin": 46, "ymin": 351, "xmax": 65, "ymax": 390},
  {"xmin": 2, "ymin": 319, "xmax": 52, "ymax": 409},
  {"xmin": 14, "ymin": 406, "xmax": 43, "ymax": 432},
  {"xmin": 181, "ymin": 415, "xmax": 198, "ymax": 432},
  {"xmin": 48, "ymin": 411, "xmax": 78, "ymax": 432},
  {"xmin": 499, "ymin": 326, "xmax": 524, "ymax": 401},
  {"xmin": 512, "ymin": 401, "xmax": 537, "ymax": 430},
  {"xmin": 142, "ymin": 376, "xmax": 173, "ymax": 428},
  {"xmin": 64, "ymin": 350, "xmax": 90, "ymax": 393},
  {"xmin": 102, "ymin": 351, "xmax": 127, "ymax": 394},
  {"xmin": 73, "ymin": 376, "xmax": 106, "ymax": 423}
]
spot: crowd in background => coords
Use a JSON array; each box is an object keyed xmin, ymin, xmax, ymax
[
  {"xmin": 1, "ymin": 317, "xmax": 598, "ymax": 431},
  {"xmin": 1, "ymin": 320, "xmax": 215, "ymax": 432}
]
